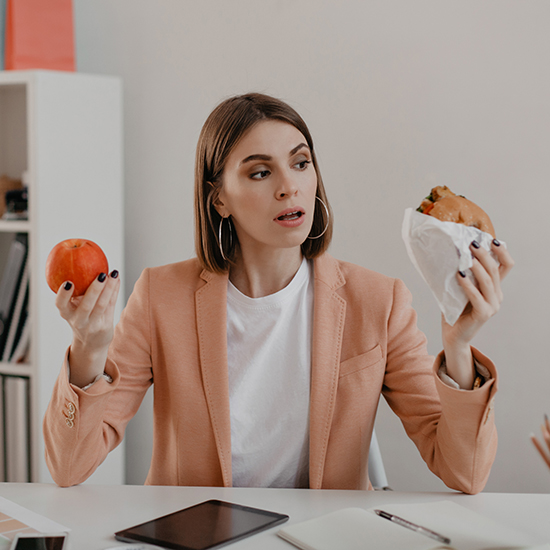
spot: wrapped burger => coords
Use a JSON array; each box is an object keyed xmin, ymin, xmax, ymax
[{"xmin": 402, "ymin": 186, "xmax": 504, "ymax": 325}]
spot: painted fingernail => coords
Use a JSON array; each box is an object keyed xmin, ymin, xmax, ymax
[
  {"xmin": 98, "ymin": 272, "xmax": 107, "ymax": 283},
  {"xmin": 471, "ymin": 240, "xmax": 480, "ymax": 249},
  {"xmin": 459, "ymin": 271, "xmax": 467, "ymax": 278},
  {"xmin": 110, "ymin": 270, "xmax": 119, "ymax": 279},
  {"xmin": 64, "ymin": 282, "xmax": 73, "ymax": 290},
  {"xmin": 492, "ymin": 239, "xmax": 500, "ymax": 246}
]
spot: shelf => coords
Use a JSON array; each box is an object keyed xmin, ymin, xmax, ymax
[
  {"xmin": 0, "ymin": 362, "xmax": 32, "ymax": 377},
  {"xmin": 0, "ymin": 220, "xmax": 31, "ymax": 233},
  {"xmin": 0, "ymin": 71, "xmax": 125, "ymax": 484}
]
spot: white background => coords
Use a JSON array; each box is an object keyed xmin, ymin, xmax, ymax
[{"xmin": 72, "ymin": 0, "xmax": 550, "ymax": 493}]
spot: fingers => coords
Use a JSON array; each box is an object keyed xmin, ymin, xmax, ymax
[
  {"xmin": 490, "ymin": 238, "xmax": 515, "ymax": 281},
  {"xmin": 457, "ymin": 268, "xmax": 496, "ymax": 324},
  {"xmin": 531, "ymin": 416, "xmax": 550, "ymax": 470},
  {"xmin": 76, "ymin": 272, "xmax": 109, "ymax": 317},
  {"xmin": 55, "ymin": 280, "xmax": 76, "ymax": 320},
  {"xmin": 92, "ymin": 270, "xmax": 121, "ymax": 320},
  {"xmin": 542, "ymin": 423, "xmax": 550, "ymax": 450},
  {"xmin": 79, "ymin": 271, "xmax": 120, "ymax": 325},
  {"xmin": 456, "ymin": 243, "xmax": 500, "ymax": 320},
  {"xmin": 471, "ymin": 256, "xmax": 502, "ymax": 306},
  {"xmin": 55, "ymin": 270, "xmax": 120, "ymax": 327},
  {"xmin": 531, "ymin": 433, "xmax": 550, "ymax": 469}
]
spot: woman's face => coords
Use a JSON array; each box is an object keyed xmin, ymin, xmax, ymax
[{"xmin": 216, "ymin": 120, "xmax": 318, "ymax": 257}]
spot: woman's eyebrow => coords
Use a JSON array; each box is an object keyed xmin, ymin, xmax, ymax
[
  {"xmin": 289, "ymin": 143, "xmax": 309, "ymax": 156},
  {"xmin": 239, "ymin": 143, "xmax": 310, "ymax": 166},
  {"xmin": 240, "ymin": 153, "xmax": 271, "ymax": 166}
]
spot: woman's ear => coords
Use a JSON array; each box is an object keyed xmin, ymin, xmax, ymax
[{"xmin": 209, "ymin": 184, "xmax": 229, "ymax": 217}]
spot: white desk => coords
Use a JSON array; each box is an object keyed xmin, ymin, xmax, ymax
[{"xmin": 1, "ymin": 483, "xmax": 549, "ymax": 549}]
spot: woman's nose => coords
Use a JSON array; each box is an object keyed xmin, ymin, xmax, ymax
[{"xmin": 276, "ymin": 173, "xmax": 298, "ymax": 199}]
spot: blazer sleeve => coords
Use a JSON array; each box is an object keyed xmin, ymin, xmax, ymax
[
  {"xmin": 43, "ymin": 269, "xmax": 154, "ymax": 487},
  {"xmin": 382, "ymin": 278, "xmax": 498, "ymax": 494}
]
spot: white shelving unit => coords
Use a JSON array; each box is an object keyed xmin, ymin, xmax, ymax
[{"xmin": 0, "ymin": 70, "xmax": 125, "ymax": 484}]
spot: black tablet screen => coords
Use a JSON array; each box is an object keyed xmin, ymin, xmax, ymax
[
  {"xmin": 12, "ymin": 536, "xmax": 66, "ymax": 550},
  {"xmin": 114, "ymin": 499, "xmax": 289, "ymax": 550}
]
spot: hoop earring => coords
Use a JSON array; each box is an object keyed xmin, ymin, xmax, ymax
[
  {"xmin": 307, "ymin": 196, "xmax": 329, "ymax": 240},
  {"xmin": 218, "ymin": 216, "xmax": 233, "ymax": 260}
]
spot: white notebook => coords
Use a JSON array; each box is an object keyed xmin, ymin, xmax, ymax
[{"xmin": 277, "ymin": 500, "xmax": 548, "ymax": 550}]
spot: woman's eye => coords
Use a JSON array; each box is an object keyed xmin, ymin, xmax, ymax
[
  {"xmin": 294, "ymin": 160, "xmax": 311, "ymax": 171},
  {"xmin": 250, "ymin": 170, "xmax": 270, "ymax": 180}
]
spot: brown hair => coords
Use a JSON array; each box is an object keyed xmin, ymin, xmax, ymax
[{"xmin": 194, "ymin": 92, "xmax": 333, "ymax": 273}]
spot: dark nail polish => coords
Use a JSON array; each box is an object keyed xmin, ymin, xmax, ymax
[
  {"xmin": 64, "ymin": 282, "xmax": 73, "ymax": 291},
  {"xmin": 98, "ymin": 272, "xmax": 107, "ymax": 283},
  {"xmin": 492, "ymin": 239, "xmax": 500, "ymax": 247},
  {"xmin": 110, "ymin": 270, "xmax": 119, "ymax": 279},
  {"xmin": 471, "ymin": 240, "xmax": 480, "ymax": 249},
  {"xmin": 459, "ymin": 271, "xmax": 467, "ymax": 278}
]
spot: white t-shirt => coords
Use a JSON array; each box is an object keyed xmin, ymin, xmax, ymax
[{"xmin": 227, "ymin": 257, "xmax": 313, "ymax": 488}]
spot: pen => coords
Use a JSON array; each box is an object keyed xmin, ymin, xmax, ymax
[
  {"xmin": 530, "ymin": 432, "xmax": 550, "ymax": 469},
  {"xmin": 374, "ymin": 509, "xmax": 451, "ymax": 545}
]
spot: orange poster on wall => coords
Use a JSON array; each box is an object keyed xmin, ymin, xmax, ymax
[{"xmin": 4, "ymin": 0, "xmax": 75, "ymax": 71}]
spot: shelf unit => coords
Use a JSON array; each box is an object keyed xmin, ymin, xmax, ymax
[{"xmin": 0, "ymin": 70, "xmax": 125, "ymax": 484}]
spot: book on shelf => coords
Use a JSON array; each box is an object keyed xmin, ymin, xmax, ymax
[
  {"xmin": 0, "ymin": 378, "xmax": 4, "ymax": 482},
  {"xmin": 2, "ymin": 257, "xmax": 29, "ymax": 362},
  {"xmin": 0, "ymin": 233, "xmax": 28, "ymax": 361},
  {"xmin": 9, "ymin": 306, "xmax": 30, "ymax": 364},
  {"xmin": 2, "ymin": 375, "xmax": 30, "ymax": 482}
]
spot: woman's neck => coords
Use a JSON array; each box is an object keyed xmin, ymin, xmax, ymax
[{"xmin": 229, "ymin": 246, "xmax": 303, "ymax": 298}]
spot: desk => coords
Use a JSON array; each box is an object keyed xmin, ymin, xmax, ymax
[{"xmin": 1, "ymin": 483, "xmax": 549, "ymax": 550}]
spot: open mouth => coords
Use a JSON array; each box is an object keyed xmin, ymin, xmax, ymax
[{"xmin": 276, "ymin": 210, "xmax": 304, "ymax": 221}]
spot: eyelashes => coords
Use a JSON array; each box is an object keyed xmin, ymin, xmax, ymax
[
  {"xmin": 249, "ymin": 160, "xmax": 311, "ymax": 181},
  {"xmin": 295, "ymin": 160, "xmax": 311, "ymax": 170},
  {"xmin": 250, "ymin": 170, "xmax": 270, "ymax": 180}
]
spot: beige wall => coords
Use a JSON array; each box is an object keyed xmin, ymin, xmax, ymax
[{"xmin": 73, "ymin": 0, "xmax": 550, "ymax": 492}]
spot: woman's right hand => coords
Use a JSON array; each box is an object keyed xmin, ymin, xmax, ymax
[{"xmin": 55, "ymin": 270, "xmax": 121, "ymax": 388}]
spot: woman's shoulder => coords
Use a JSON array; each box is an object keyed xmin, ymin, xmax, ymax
[
  {"xmin": 146, "ymin": 257, "xmax": 202, "ymax": 276},
  {"xmin": 139, "ymin": 257, "xmax": 213, "ymax": 290},
  {"xmin": 316, "ymin": 254, "xmax": 410, "ymax": 308},
  {"xmin": 316, "ymin": 253, "xmax": 398, "ymax": 290}
]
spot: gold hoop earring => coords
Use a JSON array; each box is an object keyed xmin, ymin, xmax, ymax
[
  {"xmin": 218, "ymin": 216, "xmax": 233, "ymax": 260},
  {"xmin": 307, "ymin": 196, "xmax": 329, "ymax": 240}
]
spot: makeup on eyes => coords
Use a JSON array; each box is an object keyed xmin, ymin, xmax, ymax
[{"xmin": 246, "ymin": 154, "xmax": 311, "ymax": 181}]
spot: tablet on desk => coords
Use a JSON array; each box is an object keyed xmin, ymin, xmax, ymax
[{"xmin": 114, "ymin": 499, "xmax": 289, "ymax": 550}]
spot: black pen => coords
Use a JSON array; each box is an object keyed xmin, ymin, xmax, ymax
[{"xmin": 374, "ymin": 509, "xmax": 451, "ymax": 545}]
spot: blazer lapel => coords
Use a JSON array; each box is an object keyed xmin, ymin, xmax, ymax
[
  {"xmin": 309, "ymin": 254, "xmax": 346, "ymax": 489},
  {"xmin": 195, "ymin": 269, "xmax": 232, "ymax": 487}
]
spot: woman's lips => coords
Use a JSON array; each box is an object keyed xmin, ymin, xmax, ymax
[{"xmin": 274, "ymin": 207, "xmax": 306, "ymax": 228}]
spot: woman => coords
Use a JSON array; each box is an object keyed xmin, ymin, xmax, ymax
[{"xmin": 44, "ymin": 93, "xmax": 514, "ymax": 492}]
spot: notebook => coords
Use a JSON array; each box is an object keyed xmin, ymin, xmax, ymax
[{"xmin": 277, "ymin": 500, "xmax": 548, "ymax": 550}]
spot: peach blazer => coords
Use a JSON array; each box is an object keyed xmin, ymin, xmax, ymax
[{"xmin": 43, "ymin": 253, "xmax": 498, "ymax": 493}]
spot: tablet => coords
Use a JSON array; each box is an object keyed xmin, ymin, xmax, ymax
[
  {"xmin": 9, "ymin": 532, "xmax": 69, "ymax": 550},
  {"xmin": 114, "ymin": 499, "xmax": 289, "ymax": 550}
]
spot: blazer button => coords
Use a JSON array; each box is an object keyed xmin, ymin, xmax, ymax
[
  {"xmin": 484, "ymin": 398, "xmax": 495, "ymax": 425},
  {"xmin": 67, "ymin": 402, "xmax": 75, "ymax": 414},
  {"xmin": 65, "ymin": 417, "xmax": 74, "ymax": 428}
]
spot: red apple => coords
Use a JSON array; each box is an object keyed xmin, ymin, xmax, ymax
[{"xmin": 45, "ymin": 239, "xmax": 109, "ymax": 296}]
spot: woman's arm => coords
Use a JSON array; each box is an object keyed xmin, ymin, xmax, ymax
[
  {"xmin": 44, "ymin": 269, "xmax": 153, "ymax": 487},
  {"xmin": 442, "ymin": 239, "xmax": 514, "ymax": 389},
  {"xmin": 383, "ymin": 279, "xmax": 497, "ymax": 494},
  {"xmin": 55, "ymin": 270, "xmax": 120, "ymax": 388}
]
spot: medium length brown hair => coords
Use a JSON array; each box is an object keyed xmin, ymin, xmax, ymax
[{"xmin": 195, "ymin": 92, "xmax": 333, "ymax": 273}]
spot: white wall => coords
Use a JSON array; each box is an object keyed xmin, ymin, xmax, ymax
[{"xmin": 73, "ymin": 0, "xmax": 550, "ymax": 493}]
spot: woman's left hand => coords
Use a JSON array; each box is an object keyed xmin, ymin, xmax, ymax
[
  {"xmin": 441, "ymin": 238, "xmax": 514, "ymax": 388},
  {"xmin": 443, "ymin": 238, "xmax": 514, "ymax": 346}
]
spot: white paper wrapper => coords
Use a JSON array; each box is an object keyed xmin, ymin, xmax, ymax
[{"xmin": 402, "ymin": 208, "xmax": 503, "ymax": 326}]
